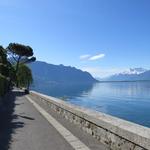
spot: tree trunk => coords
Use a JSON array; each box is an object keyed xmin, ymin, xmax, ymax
[
  {"xmin": 16, "ymin": 56, "xmax": 21, "ymax": 87},
  {"xmin": 27, "ymin": 80, "xmax": 30, "ymax": 91}
]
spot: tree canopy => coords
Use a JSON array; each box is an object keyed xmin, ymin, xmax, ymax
[
  {"xmin": 7, "ymin": 43, "xmax": 36, "ymax": 69},
  {"xmin": 7, "ymin": 43, "xmax": 33, "ymax": 57},
  {"xmin": 6, "ymin": 43, "xmax": 36, "ymax": 87}
]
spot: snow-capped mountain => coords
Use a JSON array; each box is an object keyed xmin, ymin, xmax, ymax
[
  {"xmin": 120, "ymin": 68, "xmax": 147, "ymax": 75},
  {"xmin": 99, "ymin": 68, "xmax": 150, "ymax": 81}
]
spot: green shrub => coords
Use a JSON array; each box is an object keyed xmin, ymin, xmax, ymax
[
  {"xmin": 0, "ymin": 64, "xmax": 9, "ymax": 77},
  {"xmin": 17, "ymin": 64, "xmax": 33, "ymax": 89},
  {"xmin": 0, "ymin": 74, "xmax": 9, "ymax": 97}
]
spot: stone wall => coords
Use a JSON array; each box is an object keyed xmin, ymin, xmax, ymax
[{"xmin": 31, "ymin": 91, "xmax": 150, "ymax": 150}]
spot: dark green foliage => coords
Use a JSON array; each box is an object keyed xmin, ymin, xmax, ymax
[
  {"xmin": 0, "ymin": 46, "xmax": 9, "ymax": 97},
  {"xmin": 0, "ymin": 64, "xmax": 9, "ymax": 77},
  {"xmin": 7, "ymin": 43, "xmax": 36, "ymax": 87},
  {"xmin": 17, "ymin": 64, "xmax": 33, "ymax": 90},
  {"xmin": 0, "ymin": 47, "xmax": 12, "ymax": 76},
  {"xmin": 7, "ymin": 43, "xmax": 33, "ymax": 57},
  {"xmin": 0, "ymin": 46, "xmax": 7, "ymax": 64},
  {"xmin": 7, "ymin": 43, "xmax": 36, "ymax": 64},
  {"xmin": 0, "ymin": 75, "xmax": 9, "ymax": 97},
  {"xmin": 0, "ymin": 42, "xmax": 35, "ymax": 97},
  {"xmin": 19, "ymin": 56, "xmax": 36, "ymax": 64},
  {"xmin": 26, "ymin": 56, "xmax": 36, "ymax": 63},
  {"xmin": 8, "ymin": 62, "xmax": 16, "ymax": 84}
]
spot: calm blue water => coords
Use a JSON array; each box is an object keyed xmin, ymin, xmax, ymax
[{"xmin": 33, "ymin": 81, "xmax": 150, "ymax": 128}]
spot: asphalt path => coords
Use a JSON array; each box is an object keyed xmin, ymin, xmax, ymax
[
  {"xmin": 8, "ymin": 91, "xmax": 74, "ymax": 150},
  {"xmin": 0, "ymin": 90, "xmax": 108, "ymax": 150}
]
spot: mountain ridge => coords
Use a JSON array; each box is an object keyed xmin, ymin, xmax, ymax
[
  {"xmin": 28, "ymin": 61, "xmax": 98, "ymax": 85},
  {"xmin": 118, "ymin": 68, "xmax": 147, "ymax": 75}
]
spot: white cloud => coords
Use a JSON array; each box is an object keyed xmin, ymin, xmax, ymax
[
  {"xmin": 79, "ymin": 53, "xmax": 105, "ymax": 61},
  {"xmin": 79, "ymin": 54, "xmax": 91, "ymax": 60},
  {"xmin": 89, "ymin": 54, "xmax": 105, "ymax": 60}
]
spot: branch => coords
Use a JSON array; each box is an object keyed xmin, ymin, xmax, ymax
[{"xmin": 12, "ymin": 55, "xmax": 17, "ymax": 62}]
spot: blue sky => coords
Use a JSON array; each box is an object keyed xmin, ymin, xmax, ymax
[{"xmin": 0, "ymin": 0, "xmax": 150, "ymax": 77}]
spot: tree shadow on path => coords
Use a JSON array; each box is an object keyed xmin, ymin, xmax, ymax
[{"xmin": 0, "ymin": 90, "xmax": 25, "ymax": 150}]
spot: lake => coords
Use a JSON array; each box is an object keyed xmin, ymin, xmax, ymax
[{"xmin": 32, "ymin": 81, "xmax": 150, "ymax": 128}]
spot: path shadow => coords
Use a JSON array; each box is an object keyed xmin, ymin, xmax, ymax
[
  {"xmin": 18, "ymin": 115, "xmax": 35, "ymax": 120},
  {"xmin": 0, "ymin": 90, "xmax": 26, "ymax": 150}
]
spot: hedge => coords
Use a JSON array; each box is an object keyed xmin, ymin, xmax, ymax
[
  {"xmin": 0, "ymin": 64, "xmax": 9, "ymax": 77},
  {"xmin": 0, "ymin": 74, "xmax": 9, "ymax": 97}
]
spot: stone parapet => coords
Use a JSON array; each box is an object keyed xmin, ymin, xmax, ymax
[{"xmin": 31, "ymin": 91, "xmax": 150, "ymax": 150}]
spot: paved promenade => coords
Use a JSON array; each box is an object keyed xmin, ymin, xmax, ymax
[{"xmin": 0, "ymin": 90, "xmax": 108, "ymax": 150}]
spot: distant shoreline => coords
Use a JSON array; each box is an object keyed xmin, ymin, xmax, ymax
[{"xmin": 98, "ymin": 80, "xmax": 150, "ymax": 83}]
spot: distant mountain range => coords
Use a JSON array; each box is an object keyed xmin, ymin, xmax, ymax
[
  {"xmin": 120, "ymin": 68, "xmax": 147, "ymax": 75},
  {"xmin": 29, "ymin": 61, "xmax": 150, "ymax": 86},
  {"xmin": 99, "ymin": 68, "xmax": 150, "ymax": 81},
  {"xmin": 29, "ymin": 61, "xmax": 97, "ymax": 86}
]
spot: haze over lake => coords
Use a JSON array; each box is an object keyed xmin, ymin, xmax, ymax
[{"xmin": 32, "ymin": 81, "xmax": 150, "ymax": 128}]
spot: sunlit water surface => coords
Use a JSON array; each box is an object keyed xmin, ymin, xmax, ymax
[{"xmin": 32, "ymin": 81, "xmax": 150, "ymax": 127}]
